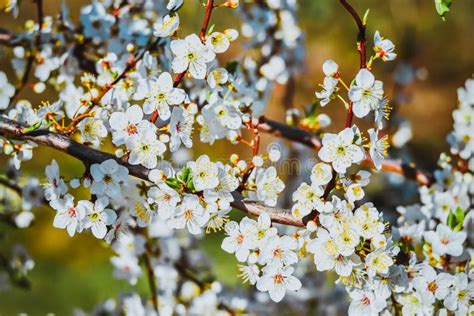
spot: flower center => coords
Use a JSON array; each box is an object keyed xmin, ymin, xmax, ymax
[
  {"xmin": 127, "ymin": 124, "xmax": 137, "ymax": 135},
  {"xmin": 90, "ymin": 212, "xmax": 100, "ymax": 222},
  {"xmin": 103, "ymin": 174, "xmax": 113, "ymax": 184},
  {"xmin": 361, "ymin": 296, "xmax": 371, "ymax": 306},
  {"xmin": 273, "ymin": 274, "xmax": 284, "ymax": 284},
  {"xmin": 68, "ymin": 207, "xmax": 77, "ymax": 217},
  {"xmin": 184, "ymin": 209, "xmax": 193, "ymax": 220},
  {"xmin": 427, "ymin": 281, "xmax": 438, "ymax": 293}
]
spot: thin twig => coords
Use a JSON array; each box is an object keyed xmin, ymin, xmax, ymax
[{"xmin": 141, "ymin": 252, "xmax": 159, "ymax": 313}]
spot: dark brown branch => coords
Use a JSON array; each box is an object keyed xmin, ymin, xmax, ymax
[
  {"xmin": 255, "ymin": 117, "xmax": 433, "ymax": 186},
  {"xmin": 0, "ymin": 117, "xmax": 302, "ymax": 227}
]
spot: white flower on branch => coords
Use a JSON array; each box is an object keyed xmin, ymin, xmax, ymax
[
  {"xmin": 51, "ymin": 194, "xmax": 84, "ymax": 237},
  {"xmin": 318, "ymin": 127, "xmax": 365, "ymax": 174},
  {"xmin": 171, "ymin": 34, "xmax": 216, "ymax": 80},
  {"xmin": 373, "ymin": 31, "xmax": 397, "ymax": 62},
  {"xmin": 153, "ymin": 14, "xmax": 180, "ymax": 38},
  {"xmin": 256, "ymin": 265, "xmax": 302, "ymax": 303},
  {"xmin": 255, "ymin": 166, "xmax": 285, "ymax": 207},
  {"xmin": 168, "ymin": 194, "xmax": 209, "ymax": 235},
  {"xmin": 140, "ymin": 72, "xmax": 186, "ymax": 121},
  {"xmin": 348, "ymin": 69, "xmax": 384, "ymax": 118},
  {"xmin": 90, "ymin": 159, "xmax": 129, "ymax": 199},
  {"xmin": 0, "ymin": 71, "xmax": 15, "ymax": 109}
]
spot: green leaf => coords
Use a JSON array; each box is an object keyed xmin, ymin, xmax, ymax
[
  {"xmin": 21, "ymin": 120, "xmax": 43, "ymax": 134},
  {"xmin": 447, "ymin": 207, "xmax": 465, "ymax": 231},
  {"xmin": 179, "ymin": 167, "xmax": 192, "ymax": 183},
  {"xmin": 362, "ymin": 9, "xmax": 370, "ymax": 26},
  {"xmin": 165, "ymin": 178, "xmax": 181, "ymax": 190},
  {"xmin": 186, "ymin": 178, "xmax": 196, "ymax": 192},
  {"xmin": 434, "ymin": 0, "xmax": 453, "ymax": 21},
  {"xmin": 207, "ymin": 24, "xmax": 216, "ymax": 36}
]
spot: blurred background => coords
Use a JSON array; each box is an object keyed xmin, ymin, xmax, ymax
[{"xmin": 0, "ymin": 0, "xmax": 473, "ymax": 314}]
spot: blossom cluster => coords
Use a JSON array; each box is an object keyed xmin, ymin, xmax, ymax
[{"xmin": 0, "ymin": 0, "xmax": 472, "ymax": 315}]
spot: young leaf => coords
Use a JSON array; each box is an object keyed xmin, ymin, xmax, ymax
[{"xmin": 434, "ymin": 0, "xmax": 453, "ymax": 21}]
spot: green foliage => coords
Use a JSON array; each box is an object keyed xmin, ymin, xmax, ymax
[
  {"xmin": 447, "ymin": 207, "xmax": 465, "ymax": 231},
  {"xmin": 434, "ymin": 0, "xmax": 453, "ymax": 21}
]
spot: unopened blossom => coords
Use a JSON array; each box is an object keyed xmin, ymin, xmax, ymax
[
  {"xmin": 374, "ymin": 31, "xmax": 397, "ymax": 62},
  {"xmin": 171, "ymin": 34, "xmax": 215, "ymax": 79},
  {"xmin": 206, "ymin": 32, "xmax": 231, "ymax": 53},
  {"xmin": 51, "ymin": 194, "xmax": 84, "ymax": 237},
  {"xmin": 322, "ymin": 59, "xmax": 339, "ymax": 77},
  {"xmin": 345, "ymin": 183, "xmax": 365, "ymax": 203},
  {"xmin": 256, "ymin": 265, "xmax": 302, "ymax": 302},
  {"xmin": 255, "ymin": 166, "xmax": 285, "ymax": 207},
  {"xmin": 207, "ymin": 68, "xmax": 229, "ymax": 90},
  {"xmin": 348, "ymin": 69, "xmax": 384, "ymax": 118},
  {"xmin": 142, "ymin": 72, "xmax": 186, "ymax": 120},
  {"xmin": 153, "ymin": 14, "xmax": 179, "ymax": 38},
  {"xmin": 424, "ymin": 223, "xmax": 466, "ymax": 257},
  {"xmin": 0, "ymin": 71, "xmax": 15, "ymax": 109},
  {"xmin": 310, "ymin": 162, "xmax": 332, "ymax": 185},
  {"xmin": 90, "ymin": 159, "xmax": 129, "ymax": 199},
  {"xmin": 318, "ymin": 127, "xmax": 365, "ymax": 173},
  {"xmin": 80, "ymin": 197, "xmax": 117, "ymax": 239},
  {"xmin": 14, "ymin": 211, "xmax": 34, "ymax": 228},
  {"xmin": 168, "ymin": 194, "xmax": 209, "ymax": 235}
]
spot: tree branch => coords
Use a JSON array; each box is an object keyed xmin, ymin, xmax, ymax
[
  {"xmin": 255, "ymin": 117, "xmax": 433, "ymax": 186},
  {"xmin": 339, "ymin": 0, "xmax": 367, "ymax": 128},
  {"xmin": 0, "ymin": 117, "xmax": 302, "ymax": 227}
]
